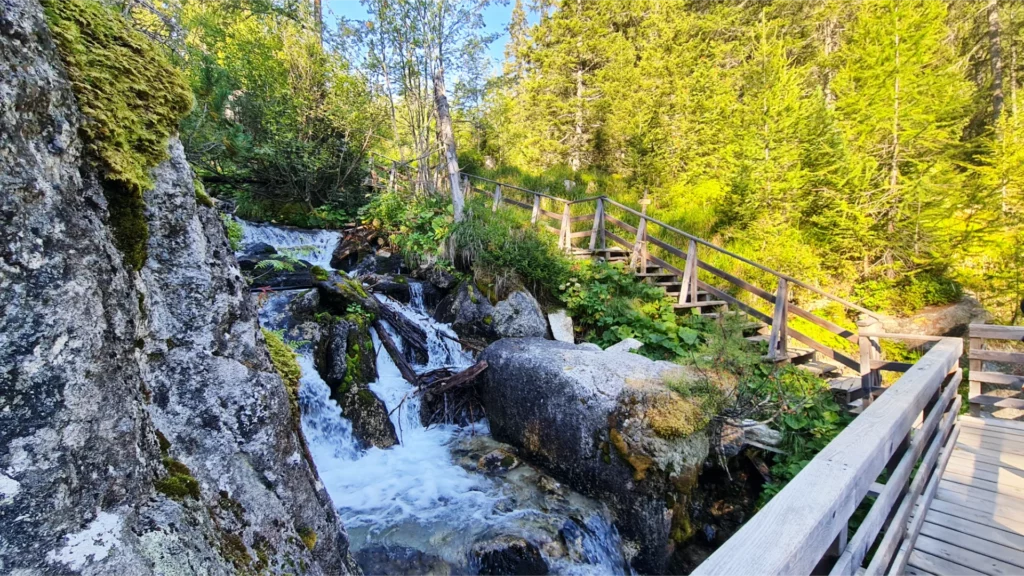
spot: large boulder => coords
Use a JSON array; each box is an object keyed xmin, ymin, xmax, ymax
[
  {"xmin": 434, "ymin": 282, "xmax": 498, "ymax": 341},
  {"xmin": 493, "ymin": 291, "xmax": 548, "ymax": 339},
  {"xmin": 318, "ymin": 320, "xmax": 397, "ymax": 449},
  {"xmin": 0, "ymin": 4, "xmax": 356, "ymax": 572},
  {"xmin": 478, "ymin": 339, "xmax": 725, "ymax": 574}
]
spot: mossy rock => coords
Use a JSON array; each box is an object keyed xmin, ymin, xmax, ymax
[
  {"xmin": 42, "ymin": 0, "xmax": 192, "ymax": 270},
  {"xmin": 154, "ymin": 457, "xmax": 200, "ymax": 500}
]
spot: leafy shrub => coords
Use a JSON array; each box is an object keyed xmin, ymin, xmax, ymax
[
  {"xmin": 453, "ymin": 203, "xmax": 572, "ymax": 300},
  {"xmin": 745, "ymin": 367, "xmax": 849, "ymax": 504},
  {"xmin": 559, "ymin": 260, "xmax": 702, "ymax": 358},
  {"xmin": 361, "ymin": 190, "xmax": 453, "ymax": 258}
]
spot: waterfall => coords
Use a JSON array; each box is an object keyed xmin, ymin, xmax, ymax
[
  {"xmin": 249, "ymin": 219, "xmax": 629, "ymax": 574},
  {"xmin": 235, "ymin": 218, "xmax": 341, "ymax": 268}
]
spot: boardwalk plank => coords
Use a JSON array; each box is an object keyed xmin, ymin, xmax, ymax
[
  {"xmin": 907, "ymin": 548, "xmax": 985, "ymax": 576},
  {"xmin": 945, "ymin": 457, "xmax": 1024, "ymax": 489},
  {"xmin": 949, "ymin": 442, "xmax": 1024, "ymax": 469},
  {"xmin": 942, "ymin": 469, "xmax": 1024, "ymax": 499},
  {"xmin": 955, "ymin": 434, "xmax": 1024, "ymax": 457},
  {"xmin": 914, "ymin": 535, "xmax": 1022, "ymax": 575},
  {"xmin": 927, "ymin": 498, "xmax": 1024, "ymax": 533},
  {"xmin": 922, "ymin": 509, "xmax": 1024, "ymax": 552},
  {"xmin": 961, "ymin": 417, "xmax": 1024, "ymax": 435},
  {"xmin": 958, "ymin": 427, "xmax": 1024, "ymax": 446},
  {"xmin": 919, "ymin": 522, "xmax": 1024, "ymax": 569}
]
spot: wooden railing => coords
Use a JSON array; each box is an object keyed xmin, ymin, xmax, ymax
[
  {"xmin": 693, "ymin": 337, "xmax": 964, "ymax": 575},
  {"xmin": 454, "ymin": 171, "xmax": 907, "ymax": 386},
  {"xmin": 967, "ymin": 323, "xmax": 1024, "ymax": 413},
  {"xmin": 365, "ymin": 159, "xmax": 929, "ymax": 391}
]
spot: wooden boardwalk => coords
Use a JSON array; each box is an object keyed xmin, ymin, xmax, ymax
[{"xmin": 904, "ymin": 416, "xmax": 1024, "ymax": 576}]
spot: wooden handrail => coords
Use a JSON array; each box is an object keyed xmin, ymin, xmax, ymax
[{"xmin": 693, "ymin": 338, "xmax": 963, "ymax": 576}]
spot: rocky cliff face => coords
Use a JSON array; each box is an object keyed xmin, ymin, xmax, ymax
[{"xmin": 0, "ymin": 2, "xmax": 356, "ymax": 573}]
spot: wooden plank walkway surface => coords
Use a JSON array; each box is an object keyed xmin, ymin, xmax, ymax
[{"xmin": 906, "ymin": 416, "xmax": 1024, "ymax": 575}]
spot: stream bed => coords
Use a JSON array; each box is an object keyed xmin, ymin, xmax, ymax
[{"xmin": 241, "ymin": 220, "xmax": 632, "ymax": 575}]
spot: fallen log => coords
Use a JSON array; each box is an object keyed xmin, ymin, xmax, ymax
[
  {"xmin": 372, "ymin": 321, "xmax": 420, "ymax": 386},
  {"xmin": 375, "ymin": 300, "xmax": 429, "ymax": 362},
  {"xmin": 420, "ymin": 360, "xmax": 488, "ymax": 398}
]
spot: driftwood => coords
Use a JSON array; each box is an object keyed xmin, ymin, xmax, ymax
[
  {"xmin": 376, "ymin": 302, "xmax": 428, "ymax": 362},
  {"xmin": 372, "ymin": 321, "xmax": 420, "ymax": 386},
  {"xmin": 418, "ymin": 360, "xmax": 489, "ymax": 428},
  {"xmin": 419, "ymin": 360, "xmax": 488, "ymax": 398}
]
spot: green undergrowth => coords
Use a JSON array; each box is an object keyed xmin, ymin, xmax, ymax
[
  {"xmin": 43, "ymin": 0, "xmax": 191, "ymax": 270},
  {"xmin": 560, "ymin": 260, "xmax": 703, "ymax": 359},
  {"xmin": 263, "ymin": 328, "xmax": 301, "ymax": 390},
  {"xmin": 221, "ymin": 214, "xmax": 244, "ymax": 251}
]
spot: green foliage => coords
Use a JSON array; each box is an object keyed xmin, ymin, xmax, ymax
[
  {"xmin": 473, "ymin": 0, "xmax": 1024, "ymax": 321},
  {"xmin": 296, "ymin": 526, "xmax": 317, "ymax": 551},
  {"xmin": 43, "ymin": 0, "xmax": 192, "ymax": 270},
  {"xmin": 361, "ymin": 190, "xmax": 454, "ymax": 258},
  {"xmin": 747, "ymin": 367, "xmax": 850, "ymax": 504},
  {"xmin": 221, "ymin": 214, "xmax": 244, "ymax": 251},
  {"xmin": 854, "ymin": 271, "xmax": 964, "ymax": 316},
  {"xmin": 452, "ymin": 202, "xmax": 573, "ymax": 299},
  {"xmin": 163, "ymin": 0, "xmax": 386, "ymax": 226},
  {"xmin": 345, "ymin": 303, "xmax": 374, "ymax": 326},
  {"xmin": 559, "ymin": 260, "xmax": 701, "ymax": 358}
]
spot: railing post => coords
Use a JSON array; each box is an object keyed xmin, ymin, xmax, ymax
[
  {"xmin": 631, "ymin": 192, "xmax": 651, "ymax": 273},
  {"xmin": 678, "ymin": 239, "xmax": 699, "ymax": 305},
  {"xmin": 531, "ymin": 194, "xmax": 540, "ymax": 225},
  {"xmin": 857, "ymin": 316, "xmax": 882, "ymax": 407},
  {"xmin": 492, "ymin": 185, "xmax": 502, "ymax": 212},
  {"xmin": 558, "ymin": 204, "xmax": 572, "ymax": 252},
  {"xmin": 969, "ymin": 332, "xmax": 982, "ymax": 416},
  {"xmin": 589, "ymin": 198, "xmax": 604, "ymax": 251},
  {"xmin": 767, "ymin": 278, "xmax": 789, "ymax": 360}
]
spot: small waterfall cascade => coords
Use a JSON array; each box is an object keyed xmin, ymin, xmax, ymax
[
  {"xmin": 235, "ymin": 218, "xmax": 341, "ymax": 268},
  {"xmin": 249, "ymin": 219, "xmax": 630, "ymax": 575}
]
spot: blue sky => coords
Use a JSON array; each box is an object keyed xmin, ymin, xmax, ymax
[{"xmin": 323, "ymin": 1, "xmax": 526, "ymax": 75}]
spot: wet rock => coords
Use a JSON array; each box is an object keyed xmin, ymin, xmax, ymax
[
  {"xmin": 316, "ymin": 272, "xmax": 380, "ymax": 317},
  {"xmin": 413, "ymin": 262, "xmax": 459, "ymax": 290},
  {"xmin": 547, "ymin": 310, "xmax": 574, "ymax": 343},
  {"xmin": 355, "ymin": 251, "xmax": 406, "ymax": 276},
  {"xmin": 287, "ymin": 287, "xmax": 321, "ymax": 320},
  {"xmin": 881, "ymin": 295, "xmax": 989, "ymax": 339},
  {"xmin": 355, "ymin": 545, "xmax": 453, "ymax": 576},
  {"xmin": 478, "ymin": 338, "xmax": 728, "ymax": 573},
  {"xmin": 236, "ymin": 242, "xmax": 277, "ymax": 270},
  {"xmin": 605, "ymin": 338, "xmax": 643, "ymax": 354},
  {"xmin": 0, "ymin": 3, "xmax": 356, "ymax": 570},
  {"xmin": 367, "ymin": 274, "xmax": 412, "ymax": 304},
  {"xmin": 559, "ymin": 520, "xmax": 586, "ymax": 562},
  {"xmin": 319, "ymin": 321, "xmax": 397, "ymax": 449},
  {"xmin": 434, "ymin": 282, "xmax": 498, "ymax": 341},
  {"xmin": 493, "ymin": 291, "xmax": 548, "ymax": 339},
  {"xmin": 478, "ymin": 449, "xmax": 521, "ymax": 475},
  {"xmin": 330, "ymin": 233, "xmax": 374, "ymax": 271},
  {"xmin": 473, "ymin": 536, "xmax": 549, "ymax": 576},
  {"xmin": 245, "ymin": 258, "xmax": 315, "ymax": 290}
]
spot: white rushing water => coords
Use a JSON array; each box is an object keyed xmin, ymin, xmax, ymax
[
  {"xmin": 236, "ymin": 218, "xmax": 341, "ymax": 268},
  {"xmin": 246, "ymin": 219, "xmax": 629, "ymax": 574}
]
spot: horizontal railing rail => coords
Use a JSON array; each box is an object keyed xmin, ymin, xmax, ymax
[
  {"xmin": 693, "ymin": 337, "xmax": 963, "ymax": 576},
  {"xmin": 967, "ymin": 323, "xmax": 1024, "ymax": 413}
]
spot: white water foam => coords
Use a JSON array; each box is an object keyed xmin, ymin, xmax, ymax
[{"xmin": 235, "ymin": 218, "xmax": 341, "ymax": 268}]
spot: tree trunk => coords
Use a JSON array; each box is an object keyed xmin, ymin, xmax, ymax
[
  {"xmin": 432, "ymin": 63, "xmax": 465, "ymax": 221},
  {"xmin": 990, "ymin": 0, "xmax": 1004, "ymax": 122},
  {"xmin": 571, "ymin": 65, "xmax": 584, "ymax": 172},
  {"xmin": 313, "ymin": 0, "xmax": 322, "ymax": 40}
]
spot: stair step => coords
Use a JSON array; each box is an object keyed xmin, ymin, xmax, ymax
[
  {"xmin": 745, "ymin": 334, "xmax": 770, "ymax": 344},
  {"xmin": 765, "ymin": 348, "xmax": 816, "ymax": 365},
  {"xmin": 797, "ymin": 360, "xmax": 840, "ymax": 377},
  {"xmin": 635, "ymin": 271, "xmax": 677, "ymax": 278},
  {"xmin": 673, "ymin": 300, "xmax": 727, "ymax": 309}
]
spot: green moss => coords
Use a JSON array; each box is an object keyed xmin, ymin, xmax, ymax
[
  {"xmin": 155, "ymin": 456, "xmax": 200, "ymax": 500},
  {"xmin": 263, "ymin": 328, "xmax": 301, "ymax": 390},
  {"xmin": 194, "ymin": 178, "xmax": 214, "ymax": 208},
  {"xmin": 219, "ymin": 532, "xmax": 251, "ymax": 569},
  {"xmin": 336, "ymin": 277, "xmax": 369, "ymax": 299},
  {"xmin": 42, "ymin": 0, "xmax": 192, "ymax": 270},
  {"xmin": 483, "ymin": 315, "xmax": 493, "ymax": 325},
  {"xmin": 297, "ymin": 526, "xmax": 317, "ymax": 551},
  {"xmin": 221, "ymin": 214, "xmax": 244, "ymax": 251},
  {"xmin": 311, "ymin": 265, "xmax": 329, "ymax": 282},
  {"xmin": 155, "ymin": 430, "xmax": 171, "ymax": 454}
]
